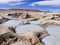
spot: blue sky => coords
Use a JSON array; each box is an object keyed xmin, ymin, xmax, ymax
[{"xmin": 0, "ymin": 0, "xmax": 60, "ymax": 12}]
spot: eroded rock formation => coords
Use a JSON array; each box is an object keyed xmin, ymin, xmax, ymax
[
  {"xmin": 0, "ymin": 17, "xmax": 9, "ymax": 24},
  {"xmin": 0, "ymin": 29, "xmax": 48, "ymax": 45},
  {"xmin": 16, "ymin": 30, "xmax": 48, "ymax": 45},
  {"xmin": 0, "ymin": 26, "xmax": 17, "ymax": 45}
]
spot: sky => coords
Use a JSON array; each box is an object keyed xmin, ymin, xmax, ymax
[{"xmin": 0, "ymin": 0, "xmax": 60, "ymax": 12}]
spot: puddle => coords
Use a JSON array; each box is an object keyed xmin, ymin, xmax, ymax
[
  {"xmin": 3, "ymin": 16, "xmax": 22, "ymax": 20},
  {"xmin": 16, "ymin": 24, "xmax": 43, "ymax": 33},
  {"xmin": 46, "ymin": 25, "xmax": 60, "ymax": 38},
  {"xmin": 42, "ymin": 35, "xmax": 60, "ymax": 45},
  {"xmin": 42, "ymin": 25, "xmax": 60, "ymax": 45},
  {"xmin": 1, "ymin": 19, "xmax": 24, "ymax": 27}
]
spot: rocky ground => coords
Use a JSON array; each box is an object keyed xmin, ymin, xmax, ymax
[{"xmin": 0, "ymin": 10, "xmax": 60, "ymax": 45}]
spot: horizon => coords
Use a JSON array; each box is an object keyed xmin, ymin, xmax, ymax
[{"xmin": 0, "ymin": 0, "xmax": 60, "ymax": 12}]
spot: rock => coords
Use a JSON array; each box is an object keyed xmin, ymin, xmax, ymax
[
  {"xmin": 0, "ymin": 30, "xmax": 47, "ymax": 45},
  {"xmin": 21, "ymin": 20, "xmax": 30, "ymax": 25},
  {"xmin": 30, "ymin": 18, "xmax": 39, "ymax": 21},
  {"xmin": 10, "ymin": 41, "xmax": 29, "ymax": 45},
  {"xmin": 0, "ymin": 30, "xmax": 17, "ymax": 45},
  {"xmin": 54, "ymin": 21, "xmax": 60, "ymax": 26},
  {"xmin": 40, "ymin": 20, "xmax": 55, "ymax": 26},
  {"xmin": 0, "ymin": 26, "xmax": 15, "ymax": 35},
  {"xmin": 7, "ymin": 12, "xmax": 27, "ymax": 19},
  {"xmin": 40, "ymin": 15, "xmax": 60, "ymax": 26},
  {"xmin": 18, "ymin": 12, "xmax": 27, "ymax": 19},
  {"xmin": 40, "ymin": 19, "xmax": 60, "ymax": 27},
  {"xmin": 17, "ymin": 30, "xmax": 47, "ymax": 45},
  {"xmin": 8, "ymin": 13, "xmax": 22, "ymax": 18},
  {"xmin": 0, "ymin": 17, "xmax": 9, "ymax": 24},
  {"xmin": 0, "ymin": 25, "xmax": 18, "ymax": 45},
  {"xmin": 25, "ymin": 18, "xmax": 39, "ymax": 21},
  {"xmin": 0, "ymin": 32, "xmax": 16, "ymax": 45}
]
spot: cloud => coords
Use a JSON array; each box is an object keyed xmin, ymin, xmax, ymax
[
  {"xmin": 0, "ymin": 0, "xmax": 23, "ymax": 3},
  {"xmin": 8, "ymin": 3, "xmax": 22, "ymax": 6},
  {"xmin": 0, "ymin": 0, "xmax": 25, "ymax": 6},
  {"xmin": 30, "ymin": 0, "xmax": 60, "ymax": 6}
]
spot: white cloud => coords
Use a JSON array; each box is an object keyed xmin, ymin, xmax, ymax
[
  {"xmin": 8, "ymin": 3, "xmax": 22, "ymax": 6},
  {"xmin": 30, "ymin": 0, "xmax": 60, "ymax": 6},
  {"xmin": 0, "ymin": 0, "xmax": 23, "ymax": 3},
  {"xmin": 0, "ymin": 0, "xmax": 24, "ymax": 6},
  {"xmin": 9, "ymin": 2, "xmax": 27, "ymax": 6}
]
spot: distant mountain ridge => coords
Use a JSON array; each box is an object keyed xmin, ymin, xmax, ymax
[{"xmin": 0, "ymin": 9, "xmax": 41, "ymax": 12}]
